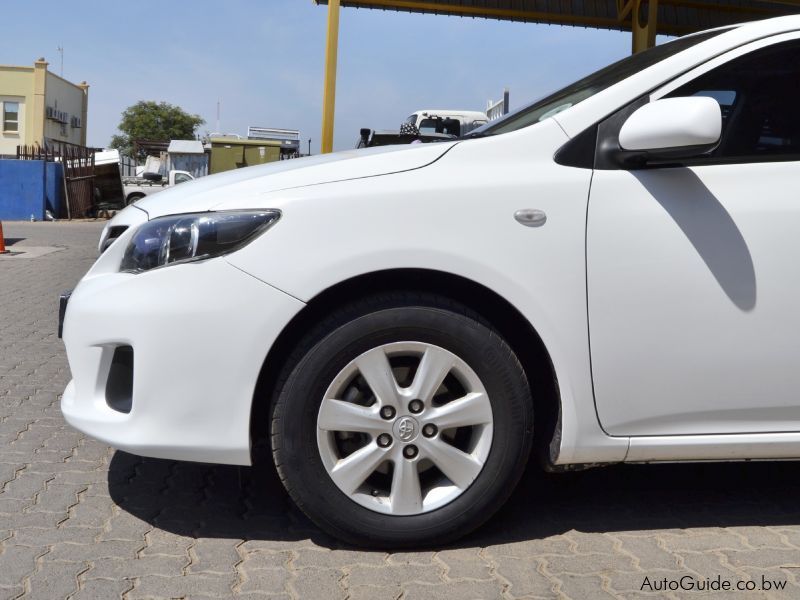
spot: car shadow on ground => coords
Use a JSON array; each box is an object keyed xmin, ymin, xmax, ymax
[{"xmin": 108, "ymin": 450, "xmax": 800, "ymax": 551}]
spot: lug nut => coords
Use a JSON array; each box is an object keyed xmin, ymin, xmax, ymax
[
  {"xmin": 408, "ymin": 399, "xmax": 424, "ymax": 414},
  {"xmin": 377, "ymin": 433, "xmax": 392, "ymax": 448},
  {"xmin": 379, "ymin": 406, "xmax": 396, "ymax": 420},
  {"xmin": 403, "ymin": 445, "xmax": 419, "ymax": 459},
  {"xmin": 422, "ymin": 423, "xmax": 438, "ymax": 438}
]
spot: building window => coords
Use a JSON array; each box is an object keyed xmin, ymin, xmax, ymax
[{"xmin": 3, "ymin": 102, "xmax": 19, "ymax": 132}]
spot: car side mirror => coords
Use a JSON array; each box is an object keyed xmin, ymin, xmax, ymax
[{"xmin": 614, "ymin": 97, "xmax": 722, "ymax": 168}]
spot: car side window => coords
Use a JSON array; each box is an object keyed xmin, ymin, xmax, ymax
[{"xmin": 666, "ymin": 40, "xmax": 800, "ymax": 162}]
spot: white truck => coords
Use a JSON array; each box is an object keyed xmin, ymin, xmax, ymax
[
  {"xmin": 404, "ymin": 109, "xmax": 489, "ymax": 137},
  {"xmin": 358, "ymin": 109, "xmax": 492, "ymax": 148},
  {"xmin": 122, "ymin": 170, "xmax": 194, "ymax": 205}
]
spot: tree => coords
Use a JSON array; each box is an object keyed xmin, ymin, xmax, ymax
[{"xmin": 109, "ymin": 101, "xmax": 205, "ymax": 158}]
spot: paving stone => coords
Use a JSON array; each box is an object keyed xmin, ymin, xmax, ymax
[
  {"xmin": 565, "ymin": 530, "xmax": 619, "ymax": 555},
  {"xmin": 660, "ymin": 530, "xmax": 751, "ymax": 553},
  {"xmin": 24, "ymin": 559, "xmax": 84, "ymax": 600},
  {"xmin": 486, "ymin": 537, "xmax": 573, "ymax": 559},
  {"xmin": 493, "ymin": 556, "xmax": 556, "ymax": 598},
  {"xmin": 138, "ymin": 528, "xmax": 193, "ymax": 557},
  {"xmin": 188, "ymin": 538, "xmax": 241, "ymax": 574},
  {"xmin": 724, "ymin": 548, "xmax": 800, "ymax": 570},
  {"xmin": 0, "ymin": 585, "xmax": 24, "ymax": 600},
  {"xmin": 555, "ymin": 573, "xmax": 617, "ymax": 599},
  {"xmin": 128, "ymin": 573, "xmax": 237, "ymax": 598},
  {"xmin": 290, "ymin": 567, "xmax": 345, "ymax": 599},
  {"xmin": 0, "ymin": 544, "xmax": 46, "ymax": 586},
  {"xmin": 241, "ymin": 550, "xmax": 292, "ymax": 570},
  {"xmin": 69, "ymin": 577, "xmax": 133, "ymax": 599},
  {"xmin": 348, "ymin": 564, "xmax": 442, "ymax": 587},
  {"xmin": 614, "ymin": 534, "xmax": 681, "ymax": 571},
  {"xmin": 0, "ymin": 470, "xmax": 53, "ymax": 500},
  {"xmin": 0, "ymin": 498, "xmax": 27, "ymax": 514},
  {"xmin": 385, "ymin": 551, "xmax": 437, "ymax": 565},
  {"xmin": 403, "ymin": 579, "xmax": 504, "ymax": 599},
  {"xmin": 238, "ymin": 567, "xmax": 292, "ymax": 594},
  {"xmin": 726, "ymin": 526, "xmax": 791, "ymax": 550},
  {"xmin": 437, "ymin": 548, "xmax": 493, "ymax": 581},
  {"xmin": 46, "ymin": 540, "xmax": 141, "ymax": 562},
  {"xmin": 678, "ymin": 550, "xmax": 739, "ymax": 576},
  {"xmin": 60, "ymin": 494, "xmax": 113, "ymax": 528},
  {"xmin": 96, "ymin": 511, "xmax": 150, "ymax": 542},
  {"xmin": 87, "ymin": 555, "xmax": 188, "ymax": 579},
  {"xmin": 28, "ymin": 482, "xmax": 83, "ymax": 514},
  {"xmin": 769, "ymin": 527, "xmax": 800, "ymax": 550},
  {"xmin": 544, "ymin": 552, "xmax": 637, "ymax": 576},
  {"xmin": 10, "ymin": 526, "xmax": 97, "ymax": 546},
  {"xmin": 293, "ymin": 548, "xmax": 386, "ymax": 568},
  {"xmin": 347, "ymin": 584, "xmax": 400, "ymax": 600}
]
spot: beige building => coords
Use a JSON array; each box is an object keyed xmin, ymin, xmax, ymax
[{"xmin": 0, "ymin": 58, "xmax": 89, "ymax": 156}]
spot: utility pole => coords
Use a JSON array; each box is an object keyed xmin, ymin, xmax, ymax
[
  {"xmin": 308, "ymin": 139, "xmax": 311, "ymax": 156},
  {"xmin": 57, "ymin": 45, "xmax": 64, "ymax": 76},
  {"xmin": 216, "ymin": 100, "xmax": 220, "ymax": 133}
]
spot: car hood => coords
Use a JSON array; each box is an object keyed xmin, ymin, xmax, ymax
[{"xmin": 131, "ymin": 141, "xmax": 458, "ymax": 219}]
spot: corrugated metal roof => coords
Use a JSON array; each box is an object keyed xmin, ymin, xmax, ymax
[
  {"xmin": 314, "ymin": 0, "xmax": 800, "ymax": 35},
  {"xmin": 208, "ymin": 137, "xmax": 283, "ymax": 147},
  {"xmin": 167, "ymin": 140, "xmax": 205, "ymax": 154}
]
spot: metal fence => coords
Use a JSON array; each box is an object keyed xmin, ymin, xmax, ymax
[
  {"xmin": 487, "ymin": 89, "xmax": 510, "ymax": 121},
  {"xmin": 17, "ymin": 141, "xmax": 96, "ymax": 219},
  {"xmin": 119, "ymin": 154, "xmax": 137, "ymax": 177}
]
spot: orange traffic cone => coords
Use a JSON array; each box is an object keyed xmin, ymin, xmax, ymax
[{"xmin": 0, "ymin": 221, "xmax": 8, "ymax": 254}]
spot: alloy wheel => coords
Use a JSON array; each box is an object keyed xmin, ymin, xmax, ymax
[{"xmin": 316, "ymin": 341, "xmax": 494, "ymax": 515}]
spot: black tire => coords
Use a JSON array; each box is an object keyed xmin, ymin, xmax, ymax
[
  {"xmin": 125, "ymin": 193, "xmax": 145, "ymax": 206},
  {"xmin": 270, "ymin": 293, "xmax": 533, "ymax": 548}
]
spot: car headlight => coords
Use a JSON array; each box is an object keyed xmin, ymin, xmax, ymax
[{"xmin": 120, "ymin": 210, "xmax": 280, "ymax": 273}]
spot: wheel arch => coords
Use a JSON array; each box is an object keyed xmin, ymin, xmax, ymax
[
  {"xmin": 249, "ymin": 268, "xmax": 562, "ymax": 468},
  {"xmin": 125, "ymin": 192, "xmax": 146, "ymax": 205}
]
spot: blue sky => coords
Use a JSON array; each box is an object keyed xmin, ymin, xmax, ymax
[{"xmin": 1, "ymin": 0, "xmax": 662, "ymax": 153}]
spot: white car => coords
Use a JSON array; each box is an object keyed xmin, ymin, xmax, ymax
[{"xmin": 61, "ymin": 16, "xmax": 800, "ymax": 547}]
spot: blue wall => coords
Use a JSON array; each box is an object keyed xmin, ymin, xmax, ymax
[{"xmin": 0, "ymin": 160, "xmax": 64, "ymax": 221}]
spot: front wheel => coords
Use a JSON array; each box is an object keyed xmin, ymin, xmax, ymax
[{"xmin": 270, "ymin": 294, "xmax": 533, "ymax": 547}]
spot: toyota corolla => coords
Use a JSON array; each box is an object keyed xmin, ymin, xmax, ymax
[{"xmin": 61, "ymin": 16, "xmax": 800, "ymax": 547}]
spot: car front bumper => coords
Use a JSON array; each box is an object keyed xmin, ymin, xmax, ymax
[{"xmin": 61, "ymin": 242, "xmax": 305, "ymax": 466}]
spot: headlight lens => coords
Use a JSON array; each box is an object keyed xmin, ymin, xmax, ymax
[{"xmin": 120, "ymin": 210, "xmax": 280, "ymax": 273}]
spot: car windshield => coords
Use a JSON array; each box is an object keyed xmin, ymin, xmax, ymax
[{"xmin": 471, "ymin": 29, "xmax": 731, "ymax": 137}]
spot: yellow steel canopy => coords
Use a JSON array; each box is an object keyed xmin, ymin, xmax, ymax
[{"xmin": 315, "ymin": 0, "xmax": 800, "ymax": 152}]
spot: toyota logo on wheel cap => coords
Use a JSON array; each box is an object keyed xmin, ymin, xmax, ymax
[{"xmin": 394, "ymin": 416, "xmax": 419, "ymax": 442}]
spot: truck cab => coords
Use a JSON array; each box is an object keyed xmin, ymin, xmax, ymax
[
  {"xmin": 123, "ymin": 170, "xmax": 194, "ymax": 205},
  {"xmin": 405, "ymin": 110, "xmax": 489, "ymax": 137}
]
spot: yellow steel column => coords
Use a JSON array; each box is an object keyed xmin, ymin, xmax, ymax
[
  {"xmin": 321, "ymin": 0, "xmax": 341, "ymax": 154},
  {"xmin": 632, "ymin": 0, "xmax": 658, "ymax": 53}
]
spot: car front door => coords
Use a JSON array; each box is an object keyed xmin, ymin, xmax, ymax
[{"xmin": 587, "ymin": 34, "xmax": 800, "ymax": 437}]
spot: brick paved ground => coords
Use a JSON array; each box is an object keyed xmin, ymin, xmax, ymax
[{"xmin": 2, "ymin": 220, "xmax": 800, "ymax": 599}]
